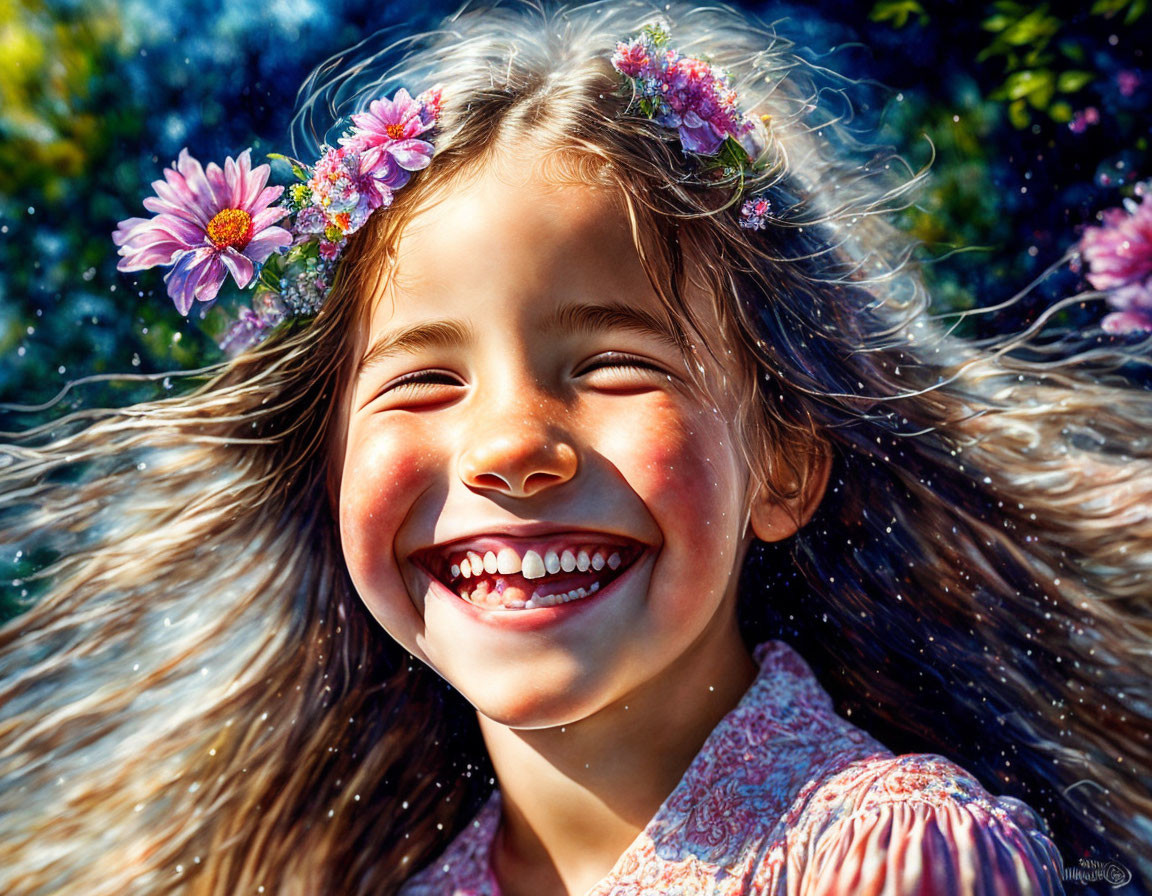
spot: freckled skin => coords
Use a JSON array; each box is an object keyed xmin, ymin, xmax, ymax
[{"xmin": 337, "ymin": 164, "xmax": 760, "ymax": 730}]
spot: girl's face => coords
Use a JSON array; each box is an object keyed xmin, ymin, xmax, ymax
[{"xmin": 336, "ymin": 161, "xmax": 760, "ymax": 729}]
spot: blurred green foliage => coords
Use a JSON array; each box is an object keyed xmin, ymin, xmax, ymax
[
  {"xmin": 869, "ymin": 1, "xmax": 928, "ymax": 29},
  {"xmin": 0, "ymin": 0, "xmax": 121, "ymax": 196}
]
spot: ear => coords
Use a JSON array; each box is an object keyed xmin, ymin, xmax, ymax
[{"xmin": 748, "ymin": 442, "xmax": 832, "ymax": 543}]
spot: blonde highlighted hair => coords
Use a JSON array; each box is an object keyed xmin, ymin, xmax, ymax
[{"xmin": 2, "ymin": 2, "xmax": 1150, "ymax": 893}]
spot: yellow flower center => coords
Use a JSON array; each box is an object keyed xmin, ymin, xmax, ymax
[
  {"xmin": 385, "ymin": 123, "xmax": 407, "ymax": 139},
  {"xmin": 206, "ymin": 208, "xmax": 254, "ymax": 250}
]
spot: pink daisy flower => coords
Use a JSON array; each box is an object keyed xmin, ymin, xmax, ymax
[
  {"xmin": 1079, "ymin": 188, "xmax": 1152, "ymax": 334},
  {"xmin": 340, "ymin": 88, "xmax": 436, "ymax": 190},
  {"xmin": 113, "ymin": 148, "xmax": 292, "ymax": 315}
]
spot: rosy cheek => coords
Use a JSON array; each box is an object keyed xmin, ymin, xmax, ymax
[
  {"xmin": 337, "ymin": 421, "xmax": 437, "ymax": 611},
  {"xmin": 611, "ymin": 399, "xmax": 740, "ymax": 522}
]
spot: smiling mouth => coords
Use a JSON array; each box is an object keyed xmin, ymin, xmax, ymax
[{"xmin": 415, "ymin": 537, "xmax": 644, "ymax": 610}]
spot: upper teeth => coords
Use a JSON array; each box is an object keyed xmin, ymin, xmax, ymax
[
  {"xmin": 443, "ymin": 544, "xmax": 625, "ymax": 581},
  {"xmin": 521, "ymin": 550, "xmax": 546, "ymax": 579},
  {"xmin": 497, "ymin": 548, "xmax": 520, "ymax": 575}
]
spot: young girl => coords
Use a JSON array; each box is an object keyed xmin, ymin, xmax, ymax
[{"xmin": 2, "ymin": 2, "xmax": 1150, "ymax": 894}]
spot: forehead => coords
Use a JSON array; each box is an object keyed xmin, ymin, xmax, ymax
[{"xmin": 367, "ymin": 164, "xmax": 657, "ymax": 328}]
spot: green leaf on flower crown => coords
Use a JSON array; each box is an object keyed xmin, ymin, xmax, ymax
[
  {"xmin": 642, "ymin": 22, "xmax": 670, "ymax": 47},
  {"xmin": 637, "ymin": 95, "xmax": 662, "ymax": 119},
  {"xmin": 324, "ymin": 224, "xmax": 344, "ymax": 244},
  {"xmin": 283, "ymin": 241, "xmax": 319, "ymax": 266},
  {"xmin": 296, "ymin": 241, "xmax": 321, "ymax": 263},
  {"xmin": 715, "ymin": 136, "xmax": 753, "ymax": 172},
  {"xmin": 267, "ymin": 152, "xmax": 310, "ymax": 183},
  {"xmin": 289, "ymin": 183, "xmax": 312, "ymax": 209},
  {"xmin": 257, "ymin": 266, "xmax": 281, "ymax": 295},
  {"xmin": 257, "ymin": 252, "xmax": 288, "ymax": 293}
]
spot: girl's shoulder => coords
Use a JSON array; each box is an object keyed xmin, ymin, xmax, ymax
[{"xmin": 774, "ymin": 751, "xmax": 1067, "ymax": 895}]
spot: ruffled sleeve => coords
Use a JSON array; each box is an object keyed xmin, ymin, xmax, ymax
[{"xmin": 785, "ymin": 754, "xmax": 1066, "ymax": 896}]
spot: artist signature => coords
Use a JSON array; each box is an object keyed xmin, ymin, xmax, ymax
[{"xmin": 1062, "ymin": 857, "xmax": 1133, "ymax": 887}]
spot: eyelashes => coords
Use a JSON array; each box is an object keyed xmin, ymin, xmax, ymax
[
  {"xmin": 575, "ymin": 351, "xmax": 665, "ymax": 376},
  {"xmin": 383, "ymin": 369, "xmax": 463, "ymax": 392}
]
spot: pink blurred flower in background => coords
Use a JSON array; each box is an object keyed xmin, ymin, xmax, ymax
[
  {"xmin": 1116, "ymin": 69, "xmax": 1142, "ymax": 98},
  {"xmin": 113, "ymin": 149, "xmax": 292, "ymax": 314},
  {"xmin": 1079, "ymin": 183, "xmax": 1152, "ymax": 334},
  {"xmin": 1068, "ymin": 106, "xmax": 1100, "ymax": 134}
]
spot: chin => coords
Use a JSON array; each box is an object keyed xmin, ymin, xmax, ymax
[{"xmin": 450, "ymin": 666, "xmax": 614, "ymax": 731}]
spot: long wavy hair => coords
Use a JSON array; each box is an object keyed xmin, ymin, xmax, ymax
[{"xmin": 2, "ymin": 2, "xmax": 1150, "ymax": 893}]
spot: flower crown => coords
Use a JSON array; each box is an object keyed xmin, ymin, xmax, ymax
[
  {"xmin": 113, "ymin": 25, "xmax": 771, "ymax": 355},
  {"xmin": 113, "ymin": 86, "xmax": 443, "ymax": 354}
]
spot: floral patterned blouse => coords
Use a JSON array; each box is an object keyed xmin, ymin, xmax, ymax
[{"xmin": 399, "ymin": 640, "xmax": 1066, "ymax": 895}]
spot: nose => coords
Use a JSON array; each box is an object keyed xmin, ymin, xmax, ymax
[{"xmin": 458, "ymin": 410, "xmax": 579, "ymax": 499}]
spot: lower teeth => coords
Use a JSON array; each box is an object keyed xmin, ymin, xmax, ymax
[
  {"xmin": 457, "ymin": 580, "xmax": 606, "ymax": 610},
  {"xmin": 522, "ymin": 580, "xmax": 600, "ymax": 610}
]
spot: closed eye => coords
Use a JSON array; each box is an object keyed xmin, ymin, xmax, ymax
[
  {"xmin": 576, "ymin": 352, "xmax": 671, "ymax": 389},
  {"xmin": 580, "ymin": 350, "xmax": 663, "ymax": 370},
  {"xmin": 369, "ymin": 368, "xmax": 465, "ymax": 410},
  {"xmin": 384, "ymin": 369, "xmax": 463, "ymax": 391}
]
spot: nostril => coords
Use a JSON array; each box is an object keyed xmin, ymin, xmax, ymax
[
  {"xmin": 471, "ymin": 473, "xmax": 512, "ymax": 491},
  {"xmin": 468, "ymin": 470, "xmax": 565, "ymax": 496},
  {"xmin": 522, "ymin": 471, "xmax": 565, "ymax": 494},
  {"xmin": 459, "ymin": 440, "xmax": 578, "ymax": 495}
]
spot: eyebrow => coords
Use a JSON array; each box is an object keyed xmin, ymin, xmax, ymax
[{"xmin": 358, "ymin": 301, "xmax": 683, "ymax": 375}]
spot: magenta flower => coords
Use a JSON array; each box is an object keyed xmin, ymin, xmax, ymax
[
  {"xmin": 1079, "ymin": 186, "xmax": 1152, "ymax": 334},
  {"xmin": 739, "ymin": 195, "xmax": 772, "ymax": 231},
  {"xmin": 612, "ymin": 29, "xmax": 757, "ymax": 161},
  {"xmin": 113, "ymin": 149, "xmax": 292, "ymax": 315},
  {"xmin": 612, "ymin": 40, "xmax": 652, "ymax": 77},
  {"xmin": 340, "ymin": 88, "xmax": 436, "ymax": 190}
]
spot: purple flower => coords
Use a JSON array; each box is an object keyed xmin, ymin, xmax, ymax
[
  {"xmin": 739, "ymin": 195, "xmax": 772, "ymax": 231},
  {"xmin": 612, "ymin": 29, "xmax": 757, "ymax": 162},
  {"xmin": 676, "ymin": 110, "xmax": 726, "ymax": 156},
  {"xmin": 340, "ymin": 88, "xmax": 437, "ymax": 190},
  {"xmin": 219, "ymin": 307, "xmax": 273, "ymax": 356},
  {"xmin": 113, "ymin": 148, "xmax": 292, "ymax": 315},
  {"xmin": 1079, "ymin": 187, "xmax": 1152, "ymax": 334},
  {"xmin": 219, "ymin": 292, "xmax": 287, "ymax": 356}
]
